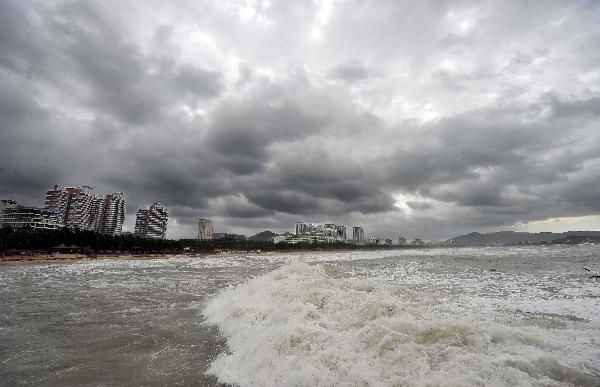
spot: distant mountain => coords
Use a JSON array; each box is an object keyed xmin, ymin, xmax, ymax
[
  {"xmin": 249, "ymin": 231, "xmax": 278, "ymax": 241},
  {"xmin": 449, "ymin": 231, "xmax": 600, "ymax": 246}
]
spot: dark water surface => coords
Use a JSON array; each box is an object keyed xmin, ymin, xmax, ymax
[{"xmin": 0, "ymin": 258, "xmax": 276, "ymax": 386}]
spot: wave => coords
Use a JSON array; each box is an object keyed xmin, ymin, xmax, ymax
[{"xmin": 203, "ymin": 263, "xmax": 599, "ymax": 386}]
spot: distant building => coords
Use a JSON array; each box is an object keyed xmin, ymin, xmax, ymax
[
  {"xmin": 286, "ymin": 234, "xmax": 326, "ymax": 244},
  {"xmin": 213, "ymin": 232, "xmax": 245, "ymax": 241},
  {"xmin": 44, "ymin": 185, "xmax": 126, "ymax": 234},
  {"xmin": 134, "ymin": 203, "xmax": 168, "ymax": 239},
  {"xmin": 198, "ymin": 218, "xmax": 213, "ymax": 240},
  {"xmin": 64, "ymin": 185, "xmax": 97, "ymax": 230},
  {"xmin": 44, "ymin": 185, "xmax": 70, "ymax": 224},
  {"xmin": 295, "ymin": 222, "xmax": 323, "ymax": 235},
  {"xmin": 397, "ymin": 237, "xmax": 407, "ymax": 245},
  {"xmin": 324, "ymin": 224, "xmax": 346, "ymax": 243},
  {"xmin": 352, "ymin": 226, "xmax": 365, "ymax": 245},
  {"xmin": 411, "ymin": 238, "xmax": 427, "ymax": 247},
  {"xmin": 0, "ymin": 200, "xmax": 18, "ymax": 225},
  {"xmin": 94, "ymin": 192, "xmax": 126, "ymax": 236},
  {"xmin": 0, "ymin": 205, "xmax": 61, "ymax": 230},
  {"xmin": 272, "ymin": 235, "xmax": 290, "ymax": 244}
]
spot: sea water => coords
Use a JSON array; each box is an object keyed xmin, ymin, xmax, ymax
[{"xmin": 1, "ymin": 246, "xmax": 599, "ymax": 386}]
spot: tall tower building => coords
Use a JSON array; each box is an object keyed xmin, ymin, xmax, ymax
[
  {"xmin": 336, "ymin": 225, "xmax": 347, "ymax": 242},
  {"xmin": 64, "ymin": 185, "xmax": 97, "ymax": 230},
  {"xmin": 352, "ymin": 226, "xmax": 365, "ymax": 245},
  {"xmin": 44, "ymin": 185, "xmax": 97, "ymax": 230},
  {"xmin": 134, "ymin": 203, "xmax": 168, "ymax": 239},
  {"xmin": 198, "ymin": 218, "xmax": 213, "ymax": 240},
  {"xmin": 44, "ymin": 185, "xmax": 126, "ymax": 234},
  {"xmin": 95, "ymin": 192, "xmax": 126, "ymax": 236},
  {"xmin": 44, "ymin": 185, "xmax": 70, "ymax": 224}
]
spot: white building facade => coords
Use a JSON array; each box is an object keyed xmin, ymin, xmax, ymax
[
  {"xmin": 352, "ymin": 226, "xmax": 365, "ymax": 245},
  {"xmin": 134, "ymin": 203, "xmax": 168, "ymax": 239},
  {"xmin": 43, "ymin": 185, "xmax": 126, "ymax": 235},
  {"xmin": 0, "ymin": 205, "xmax": 61, "ymax": 230},
  {"xmin": 94, "ymin": 192, "xmax": 126, "ymax": 236}
]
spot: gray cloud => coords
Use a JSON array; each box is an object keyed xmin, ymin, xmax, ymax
[
  {"xmin": 1, "ymin": 0, "xmax": 600, "ymax": 240},
  {"xmin": 329, "ymin": 60, "xmax": 375, "ymax": 83}
]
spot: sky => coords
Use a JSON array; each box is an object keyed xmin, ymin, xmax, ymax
[{"xmin": 1, "ymin": 0, "xmax": 600, "ymax": 240}]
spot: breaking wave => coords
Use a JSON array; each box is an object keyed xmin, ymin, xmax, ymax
[{"xmin": 203, "ymin": 263, "xmax": 599, "ymax": 386}]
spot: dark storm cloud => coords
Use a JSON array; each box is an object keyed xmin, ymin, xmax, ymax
[{"xmin": 1, "ymin": 0, "xmax": 600, "ymax": 239}]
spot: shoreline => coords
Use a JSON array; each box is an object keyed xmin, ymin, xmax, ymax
[{"xmin": 0, "ymin": 249, "xmax": 370, "ymax": 266}]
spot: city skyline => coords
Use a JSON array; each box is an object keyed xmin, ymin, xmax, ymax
[{"xmin": 1, "ymin": 1, "xmax": 600, "ymax": 240}]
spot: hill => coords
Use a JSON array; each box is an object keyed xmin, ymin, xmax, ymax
[{"xmin": 449, "ymin": 231, "xmax": 600, "ymax": 246}]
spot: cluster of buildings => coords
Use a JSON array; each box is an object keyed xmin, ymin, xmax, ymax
[
  {"xmin": 1, "ymin": 186, "xmax": 427, "ymax": 246},
  {"xmin": 273, "ymin": 221, "xmax": 418, "ymax": 246},
  {"xmin": 273, "ymin": 222, "xmax": 363, "ymax": 244},
  {"xmin": 1, "ymin": 185, "xmax": 127, "ymax": 235},
  {"xmin": 0, "ymin": 185, "xmax": 232, "ymax": 242},
  {"xmin": 0, "ymin": 185, "xmax": 171, "ymax": 240}
]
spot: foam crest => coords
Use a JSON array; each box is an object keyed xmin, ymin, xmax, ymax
[{"xmin": 203, "ymin": 263, "xmax": 599, "ymax": 386}]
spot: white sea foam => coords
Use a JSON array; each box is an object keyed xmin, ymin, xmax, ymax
[{"xmin": 203, "ymin": 263, "xmax": 600, "ymax": 386}]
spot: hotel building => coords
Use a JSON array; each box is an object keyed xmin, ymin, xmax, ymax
[
  {"xmin": 293, "ymin": 221, "xmax": 346, "ymax": 243},
  {"xmin": 0, "ymin": 205, "xmax": 61, "ymax": 230},
  {"xmin": 134, "ymin": 203, "xmax": 168, "ymax": 239},
  {"xmin": 324, "ymin": 224, "xmax": 346, "ymax": 243},
  {"xmin": 352, "ymin": 226, "xmax": 365, "ymax": 245},
  {"xmin": 44, "ymin": 185, "xmax": 126, "ymax": 235},
  {"xmin": 94, "ymin": 192, "xmax": 126, "ymax": 235}
]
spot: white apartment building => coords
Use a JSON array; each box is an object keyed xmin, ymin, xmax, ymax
[
  {"xmin": 324, "ymin": 224, "xmax": 346, "ymax": 243},
  {"xmin": 0, "ymin": 205, "xmax": 61, "ymax": 230},
  {"xmin": 134, "ymin": 203, "xmax": 168, "ymax": 239},
  {"xmin": 294, "ymin": 221, "xmax": 347, "ymax": 243},
  {"xmin": 295, "ymin": 222, "xmax": 323, "ymax": 235},
  {"xmin": 44, "ymin": 185, "xmax": 127, "ymax": 235},
  {"xmin": 94, "ymin": 192, "xmax": 126, "ymax": 235},
  {"xmin": 352, "ymin": 226, "xmax": 365, "ymax": 245}
]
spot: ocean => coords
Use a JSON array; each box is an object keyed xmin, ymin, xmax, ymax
[{"xmin": 1, "ymin": 245, "xmax": 599, "ymax": 386}]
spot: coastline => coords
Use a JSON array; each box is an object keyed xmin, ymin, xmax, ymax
[{"xmin": 0, "ymin": 249, "xmax": 365, "ymax": 266}]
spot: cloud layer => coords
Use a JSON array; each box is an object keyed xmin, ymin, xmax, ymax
[{"xmin": 1, "ymin": 0, "xmax": 599, "ymax": 239}]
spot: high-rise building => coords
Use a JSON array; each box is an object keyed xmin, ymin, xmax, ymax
[
  {"xmin": 198, "ymin": 218, "xmax": 213, "ymax": 240},
  {"xmin": 44, "ymin": 185, "xmax": 127, "ymax": 234},
  {"xmin": 44, "ymin": 185, "xmax": 97, "ymax": 229},
  {"xmin": 44, "ymin": 185, "xmax": 70, "ymax": 224},
  {"xmin": 94, "ymin": 192, "xmax": 126, "ymax": 236},
  {"xmin": 134, "ymin": 203, "xmax": 168, "ymax": 239},
  {"xmin": 352, "ymin": 226, "xmax": 365, "ymax": 245},
  {"xmin": 295, "ymin": 222, "xmax": 323, "ymax": 235},
  {"xmin": 324, "ymin": 224, "xmax": 346, "ymax": 243},
  {"xmin": 336, "ymin": 225, "xmax": 347, "ymax": 242},
  {"xmin": 64, "ymin": 186, "xmax": 97, "ymax": 230}
]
